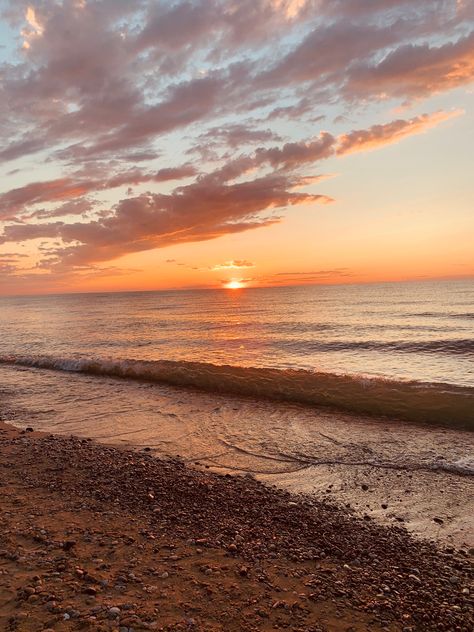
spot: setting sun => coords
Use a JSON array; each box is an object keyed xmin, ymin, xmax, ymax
[{"xmin": 224, "ymin": 280, "xmax": 244, "ymax": 289}]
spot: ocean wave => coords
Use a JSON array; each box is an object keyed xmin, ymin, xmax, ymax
[
  {"xmin": 400, "ymin": 311, "xmax": 474, "ymax": 320},
  {"xmin": 270, "ymin": 338, "xmax": 474, "ymax": 355},
  {"xmin": 1, "ymin": 354, "xmax": 473, "ymax": 429}
]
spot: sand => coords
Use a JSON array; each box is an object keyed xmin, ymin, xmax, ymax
[{"xmin": 0, "ymin": 421, "xmax": 473, "ymax": 631}]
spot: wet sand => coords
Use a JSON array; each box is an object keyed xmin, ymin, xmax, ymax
[
  {"xmin": 2, "ymin": 365, "xmax": 473, "ymax": 549},
  {"xmin": 1, "ymin": 421, "xmax": 473, "ymax": 631}
]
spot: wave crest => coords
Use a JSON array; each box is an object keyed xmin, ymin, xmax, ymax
[{"xmin": 0, "ymin": 354, "xmax": 472, "ymax": 430}]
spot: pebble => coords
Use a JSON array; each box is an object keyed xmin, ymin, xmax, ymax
[{"xmin": 1, "ymin": 425, "xmax": 472, "ymax": 632}]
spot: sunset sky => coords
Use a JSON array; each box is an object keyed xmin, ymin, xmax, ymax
[{"xmin": 0, "ymin": 0, "xmax": 473, "ymax": 294}]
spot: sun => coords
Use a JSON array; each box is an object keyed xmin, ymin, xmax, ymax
[{"xmin": 224, "ymin": 280, "xmax": 244, "ymax": 289}]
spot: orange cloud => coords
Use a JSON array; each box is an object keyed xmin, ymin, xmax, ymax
[
  {"xmin": 0, "ymin": 167, "xmax": 197, "ymax": 220},
  {"xmin": 210, "ymin": 260, "xmax": 255, "ymax": 270},
  {"xmin": 337, "ymin": 110, "xmax": 464, "ymax": 155}
]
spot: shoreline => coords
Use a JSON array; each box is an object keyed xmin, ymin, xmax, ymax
[
  {"xmin": 2, "ymin": 354, "xmax": 473, "ymax": 430},
  {"xmin": 2, "ymin": 364, "xmax": 472, "ymax": 549},
  {"xmin": 1, "ymin": 421, "xmax": 473, "ymax": 631}
]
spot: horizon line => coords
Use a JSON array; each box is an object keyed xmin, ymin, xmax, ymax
[{"xmin": 1, "ymin": 274, "xmax": 473, "ymax": 300}]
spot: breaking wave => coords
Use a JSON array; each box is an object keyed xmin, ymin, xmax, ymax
[{"xmin": 1, "ymin": 354, "xmax": 473, "ymax": 430}]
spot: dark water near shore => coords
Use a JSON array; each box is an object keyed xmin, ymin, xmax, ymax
[{"xmin": 0, "ymin": 280, "xmax": 473, "ymax": 426}]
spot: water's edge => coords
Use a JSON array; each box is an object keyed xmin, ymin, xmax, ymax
[{"xmin": 1, "ymin": 354, "xmax": 472, "ymax": 430}]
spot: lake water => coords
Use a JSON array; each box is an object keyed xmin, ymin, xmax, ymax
[
  {"xmin": 1, "ymin": 280, "xmax": 473, "ymax": 545},
  {"xmin": 1, "ymin": 280, "xmax": 473, "ymax": 426}
]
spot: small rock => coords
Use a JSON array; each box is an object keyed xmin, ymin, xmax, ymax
[
  {"xmin": 83, "ymin": 587, "xmax": 97, "ymax": 595},
  {"xmin": 408, "ymin": 574, "xmax": 421, "ymax": 583},
  {"xmin": 63, "ymin": 540, "xmax": 76, "ymax": 551}
]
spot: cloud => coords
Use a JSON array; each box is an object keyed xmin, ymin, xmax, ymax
[
  {"xmin": 268, "ymin": 268, "xmax": 355, "ymax": 284},
  {"xmin": 210, "ymin": 260, "xmax": 255, "ymax": 270},
  {"xmin": 345, "ymin": 31, "xmax": 474, "ymax": 103},
  {"xmin": 0, "ymin": 164, "xmax": 328, "ymax": 266},
  {"xmin": 2, "ymin": 1, "xmax": 470, "ymax": 165},
  {"xmin": 337, "ymin": 109, "xmax": 464, "ymax": 155},
  {"xmin": 265, "ymin": 98, "xmax": 325, "ymax": 122},
  {"xmin": 196, "ymin": 124, "xmax": 282, "ymax": 151},
  {"xmin": 274, "ymin": 268, "xmax": 353, "ymax": 276},
  {"xmin": 154, "ymin": 165, "xmax": 197, "ymax": 181},
  {"xmin": 257, "ymin": 20, "xmax": 405, "ymax": 90},
  {"xmin": 0, "ymin": 0, "xmax": 471, "ymax": 288},
  {"xmin": 220, "ymin": 276, "xmax": 255, "ymax": 287},
  {"xmin": 0, "ymin": 106, "xmax": 462, "ymax": 269},
  {"xmin": 0, "ymin": 166, "xmax": 197, "ymax": 220},
  {"xmin": 27, "ymin": 198, "xmax": 96, "ymax": 220},
  {"xmin": 56, "ymin": 172, "xmax": 325, "ymax": 267},
  {"xmin": 254, "ymin": 133, "xmax": 336, "ymax": 169},
  {"xmin": 0, "ymin": 179, "xmax": 92, "ymax": 219}
]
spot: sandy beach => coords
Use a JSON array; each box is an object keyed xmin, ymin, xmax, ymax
[{"xmin": 1, "ymin": 421, "xmax": 472, "ymax": 631}]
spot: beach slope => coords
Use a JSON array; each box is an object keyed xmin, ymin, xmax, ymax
[{"xmin": 0, "ymin": 422, "xmax": 472, "ymax": 631}]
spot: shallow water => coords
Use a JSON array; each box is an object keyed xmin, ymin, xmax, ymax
[{"xmin": 1, "ymin": 363, "xmax": 473, "ymax": 547}]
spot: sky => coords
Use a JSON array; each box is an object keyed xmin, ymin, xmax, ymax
[{"xmin": 0, "ymin": 0, "xmax": 473, "ymax": 295}]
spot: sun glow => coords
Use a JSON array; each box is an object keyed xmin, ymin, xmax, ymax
[{"xmin": 224, "ymin": 280, "xmax": 244, "ymax": 289}]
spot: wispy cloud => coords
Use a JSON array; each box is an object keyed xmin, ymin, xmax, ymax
[
  {"xmin": 210, "ymin": 260, "xmax": 256, "ymax": 270},
  {"xmin": 336, "ymin": 110, "xmax": 464, "ymax": 155}
]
